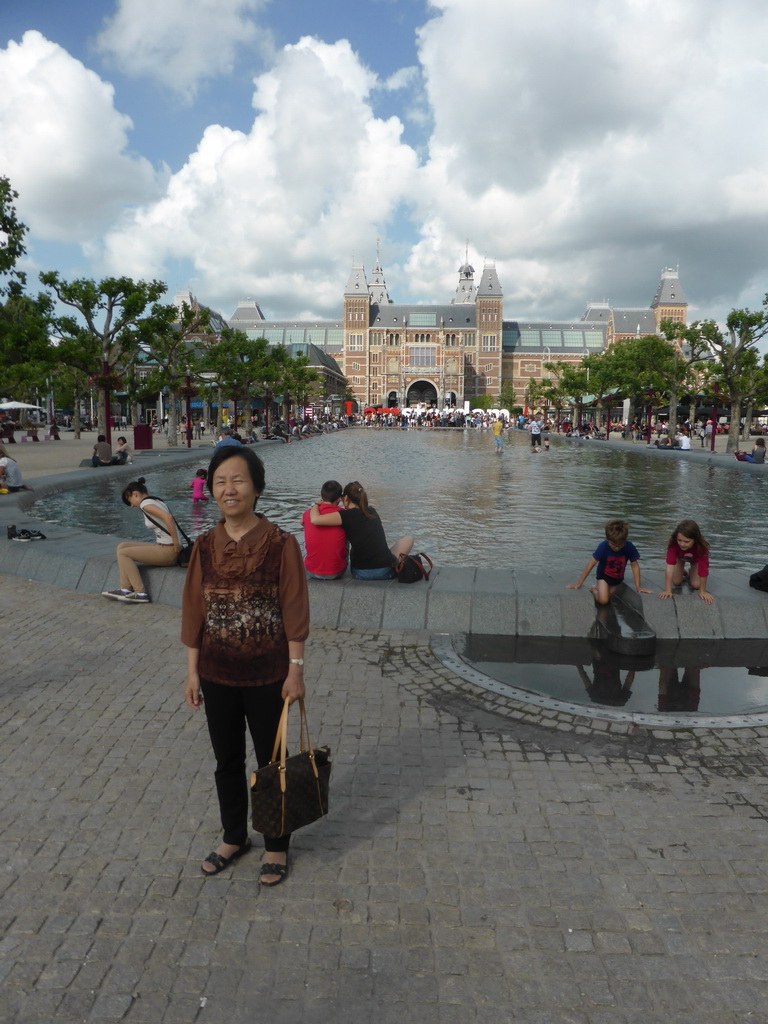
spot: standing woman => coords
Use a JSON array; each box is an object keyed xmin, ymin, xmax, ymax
[
  {"xmin": 309, "ymin": 480, "xmax": 413, "ymax": 579},
  {"xmin": 182, "ymin": 446, "xmax": 309, "ymax": 886},
  {"xmin": 101, "ymin": 477, "xmax": 181, "ymax": 602}
]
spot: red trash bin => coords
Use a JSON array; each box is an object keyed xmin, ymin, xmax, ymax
[{"xmin": 133, "ymin": 424, "xmax": 153, "ymax": 450}]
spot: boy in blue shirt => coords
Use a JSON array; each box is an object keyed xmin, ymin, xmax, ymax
[{"xmin": 567, "ymin": 518, "xmax": 652, "ymax": 605}]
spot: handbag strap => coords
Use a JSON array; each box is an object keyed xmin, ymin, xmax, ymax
[
  {"xmin": 141, "ymin": 504, "xmax": 193, "ymax": 546},
  {"xmin": 397, "ymin": 551, "xmax": 434, "ymax": 577},
  {"xmin": 269, "ymin": 697, "xmax": 317, "ymax": 789}
]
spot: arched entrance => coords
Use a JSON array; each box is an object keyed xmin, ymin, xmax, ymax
[
  {"xmin": 444, "ymin": 391, "xmax": 457, "ymax": 407},
  {"xmin": 387, "ymin": 391, "xmax": 398, "ymax": 408},
  {"xmin": 406, "ymin": 380, "xmax": 438, "ymax": 406}
]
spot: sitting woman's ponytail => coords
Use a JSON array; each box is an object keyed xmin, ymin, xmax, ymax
[{"xmin": 343, "ymin": 481, "xmax": 374, "ymax": 518}]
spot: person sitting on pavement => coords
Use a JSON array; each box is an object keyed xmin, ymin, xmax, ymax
[
  {"xmin": 735, "ymin": 437, "xmax": 766, "ymax": 463},
  {"xmin": 214, "ymin": 426, "xmax": 242, "ymax": 450},
  {"xmin": 309, "ymin": 480, "xmax": 413, "ymax": 580},
  {"xmin": 91, "ymin": 435, "xmax": 113, "ymax": 466},
  {"xmin": 101, "ymin": 477, "xmax": 181, "ymax": 604},
  {"xmin": 0, "ymin": 445, "xmax": 34, "ymax": 492},
  {"xmin": 302, "ymin": 480, "xmax": 347, "ymax": 580},
  {"xmin": 113, "ymin": 436, "xmax": 134, "ymax": 464}
]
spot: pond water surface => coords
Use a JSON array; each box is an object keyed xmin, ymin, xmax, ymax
[{"xmin": 31, "ymin": 427, "xmax": 766, "ymax": 574}]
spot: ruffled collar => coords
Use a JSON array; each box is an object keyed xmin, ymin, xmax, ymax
[{"xmin": 210, "ymin": 514, "xmax": 275, "ymax": 577}]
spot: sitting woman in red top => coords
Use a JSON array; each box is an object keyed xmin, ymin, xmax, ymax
[{"xmin": 659, "ymin": 518, "xmax": 713, "ymax": 604}]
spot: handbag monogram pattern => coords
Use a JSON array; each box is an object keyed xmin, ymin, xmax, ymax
[{"xmin": 250, "ymin": 698, "xmax": 331, "ymax": 838}]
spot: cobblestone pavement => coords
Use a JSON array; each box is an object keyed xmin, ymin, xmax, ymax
[{"xmin": 2, "ymin": 576, "xmax": 768, "ymax": 1024}]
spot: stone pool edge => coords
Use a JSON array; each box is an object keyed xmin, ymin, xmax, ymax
[{"xmin": 0, "ymin": 443, "xmax": 766, "ymax": 643}]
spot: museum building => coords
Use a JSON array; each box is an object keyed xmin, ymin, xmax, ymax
[{"xmin": 227, "ymin": 259, "xmax": 687, "ymax": 409}]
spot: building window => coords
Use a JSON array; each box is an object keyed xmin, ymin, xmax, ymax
[
  {"xmin": 445, "ymin": 333, "xmax": 458, "ymax": 346},
  {"xmin": 352, "ymin": 362, "xmax": 360, "ymax": 371},
  {"xmin": 352, "ymin": 376, "xmax": 360, "ymax": 385},
  {"xmin": 370, "ymin": 332, "xmax": 383, "ymax": 345},
  {"xmin": 371, "ymin": 352, "xmax": 379, "ymax": 365},
  {"xmin": 409, "ymin": 346, "xmax": 436, "ymax": 367},
  {"xmin": 348, "ymin": 334, "xmax": 364, "ymax": 351},
  {"xmin": 387, "ymin": 333, "xmax": 399, "ymax": 346},
  {"xmin": 482, "ymin": 335, "xmax": 497, "ymax": 352},
  {"xmin": 462, "ymin": 333, "xmax": 474, "ymax": 346}
]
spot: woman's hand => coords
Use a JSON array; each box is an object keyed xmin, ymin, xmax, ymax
[
  {"xmin": 184, "ymin": 671, "xmax": 203, "ymax": 709},
  {"xmin": 282, "ymin": 666, "xmax": 305, "ymax": 704}
]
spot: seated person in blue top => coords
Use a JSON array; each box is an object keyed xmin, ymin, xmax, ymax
[
  {"xmin": 308, "ymin": 480, "xmax": 413, "ymax": 580},
  {"xmin": 566, "ymin": 518, "xmax": 653, "ymax": 605}
]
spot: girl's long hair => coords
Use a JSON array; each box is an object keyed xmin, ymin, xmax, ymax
[
  {"xmin": 0, "ymin": 445, "xmax": 16, "ymax": 462},
  {"xmin": 669, "ymin": 518, "xmax": 710, "ymax": 552},
  {"xmin": 343, "ymin": 481, "xmax": 375, "ymax": 519}
]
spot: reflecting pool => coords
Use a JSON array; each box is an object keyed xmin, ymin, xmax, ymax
[
  {"xmin": 30, "ymin": 428, "xmax": 766, "ymax": 573},
  {"xmin": 459, "ymin": 635, "xmax": 768, "ymax": 716}
]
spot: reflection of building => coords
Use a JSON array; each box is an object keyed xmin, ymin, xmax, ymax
[{"xmin": 228, "ymin": 262, "xmax": 687, "ymax": 409}]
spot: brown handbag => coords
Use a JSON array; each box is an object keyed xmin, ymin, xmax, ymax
[{"xmin": 250, "ymin": 698, "xmax": 331, "ymax": 838}]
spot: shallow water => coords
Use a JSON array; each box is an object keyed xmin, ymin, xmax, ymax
[
  {"xmin": 461, "ymin": 635, "xmax": 768, "ymax": 716},
  {"xmin": 30, "ymin": 428, "xmax": 767, "ymax": 573}
]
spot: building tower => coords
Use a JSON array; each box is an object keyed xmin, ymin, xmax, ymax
[
  {"xmin": 473, "ymin": 261, "xmax": 503, "ymax": 399},
  {"xmin": 651, "ymin": 267, "xmax": 688, "ymax": 330},
  {"xmin": 368, "ymin": 240, "xmax": 391, "ymax": 307}
]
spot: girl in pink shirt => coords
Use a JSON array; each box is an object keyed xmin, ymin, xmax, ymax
[
  {"xmin": 190, "ymin": 468, "xmax": 208, "ymax": 502},
  {"xmin": 659, "ymin": 519, "xmax": 713, "ymax": 604}
]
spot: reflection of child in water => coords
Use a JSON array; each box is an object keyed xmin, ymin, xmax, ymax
[
  {"xmin": 657, "ymin": 666, "xmax": 701, "ymax": 712},
  {"xmin": 576, "ymin": 650, "xmax": 635, "ymax": 707},
  {"xmin": 190, "ymin": 468, "xmax": 208, "ymax": 502}
]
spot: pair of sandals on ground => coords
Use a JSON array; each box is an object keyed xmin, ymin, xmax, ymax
[{"xmin": 200, "ymin": 839, "xmax": 288, "ymax": 887}]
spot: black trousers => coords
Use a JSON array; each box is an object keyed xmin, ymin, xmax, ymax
[{"xmin": 200, "ymin": 677, "xmax": 290, "ymax": 853}]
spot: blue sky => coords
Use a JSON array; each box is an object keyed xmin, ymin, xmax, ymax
[{"xmin": 3, "ymin": 0, "xmax": 768, "ymax": 329}]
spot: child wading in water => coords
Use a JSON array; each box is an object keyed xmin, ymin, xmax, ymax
[
  {"xmin": 659, "ymin": 519, "xmax": 713, "ymax": 604},
  {"xmin": 567, "ymin": 518, "xmax": 652, "ymax": 605},
  {"xmin": 190, "ymin": 468, "xmax": 208, "ymax": 502}
]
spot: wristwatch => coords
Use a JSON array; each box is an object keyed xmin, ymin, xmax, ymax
[{"xmin": 289, "ymin": 658, "xmax": 304, "ymax": 666}]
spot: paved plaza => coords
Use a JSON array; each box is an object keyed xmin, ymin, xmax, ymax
[
  {"xmin": 2, "ymin": 573, "xmax": 768, "ymax": 1024},
  {"xmin": 1, "ymin": 428, "xmax": 768, "ymax": 1022}
]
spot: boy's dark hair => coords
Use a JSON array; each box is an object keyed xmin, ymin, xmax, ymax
[
  {"xmin": 605, "ymin": 519, "xmax": 629, "ymax": 546},
  {"xmin": 207, "ymin": 445, "xmax": 265, "ymax": 500},
  {"xmin": 320, "ymin": 480, "xmax": 342, "ymax": 503}
]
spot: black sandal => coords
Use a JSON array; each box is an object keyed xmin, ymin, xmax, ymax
[
  {"xmin": 200, "ymin": 838, "xmax": 252, "ymax": 876},
  {"xmin": 260, "ymin": 859, "xmax": 289, "ymax": 887}
]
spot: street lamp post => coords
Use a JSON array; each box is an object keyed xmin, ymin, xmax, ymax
[{"xmin": 185, "ymin": 369, "xmax": 192, "ymax": 449}]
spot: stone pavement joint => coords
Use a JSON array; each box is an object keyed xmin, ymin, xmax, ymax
[{"xmin": 1, "ymin": 576, "xmax": 768, "ymax": 1023}]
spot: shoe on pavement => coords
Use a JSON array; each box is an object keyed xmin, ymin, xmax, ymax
[
  {"xmin": 7, "ymin": 524, "xmax": 18, "ymax": 540},
  {"xmin": 101, "ymin": 589, "xmax": 132, "ymax": 600},
  {"xmin": 116, "ymin": 591, "xmax": 151, "ymax": 603}
]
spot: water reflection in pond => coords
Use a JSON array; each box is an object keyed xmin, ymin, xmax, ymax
[
  {"xmin": 460, "ymin": 635, "xmax": 768, "ymax": 716},
  {"xmin": 30, "ymin": 428, "xmax": 767, "ymax": 573}
]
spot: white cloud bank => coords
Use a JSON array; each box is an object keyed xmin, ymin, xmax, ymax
[
  {"xmin": 4, "ymin": 0, "xmax": 768, "ymax": 322},
  {"xmin": 0, "ymin": 31, "xmax": 161, "ymax": 247}
]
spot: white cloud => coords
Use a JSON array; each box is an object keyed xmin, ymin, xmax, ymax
[
  {"xmin": 0, "ymin": 31, "xmax": 161, "ymax": 246},
  {"xmin": 410, "ymin": 0, "xmax": 768, "ymax": 316},
  {"xmin": 96, "ymin": 0, "xmax": 271, "ymax": 101},
  {"xmin": 101, "ymin": 37, "xmax": 419, "ymax": 316}
]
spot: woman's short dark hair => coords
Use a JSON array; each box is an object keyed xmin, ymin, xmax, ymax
[
  {"xmin": 207, "ymin": 445, "xmax": 265, "ymax": 499},
  {"xmin": 121, "ymin": 476, "xmax": 148, "ymax": 506}
]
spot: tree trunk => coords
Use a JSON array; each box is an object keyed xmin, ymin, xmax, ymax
[
  {"xmin": 726, "ymin": 397, "xmax": 741, "ymax": 453},
  {"xmin": 668, "ymin": 386, "xmax": 678, "ymax": 442},
  {"xmin": 72, "ymin": 393, "xmax": 82, "ymax": 440},
  {"xmin": 216, "ymin": 389, "xmax": 223, "ymax": 433},
  {"xmin": 97, "ymin": 391, "xmax": 106, "ymax": 437},
  {"xmin": 131, "ymin": 400, "xmax": 140, "ymax": 427},
  {"xmin": 743, "ymin": 402, "xmax": 753, "ymax": 440},
  {"xmin": 167, "ymin": 391, "xmax": 180, "ymax": 447}
]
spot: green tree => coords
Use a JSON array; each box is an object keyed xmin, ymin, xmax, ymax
[
  {"xmin": 543, "ymin": 361, "xmax": 590, "ymax": 427},
  {"xmin": 40, "ymin": 272, "xmax": 167, "ymax": 436},
  {"xmin": 135, "ymin": 302, "xmax": 211, "ymax": 446},
  {"xmin": 688, "ymin": 303, "xmax": 768, "ymax": 452},
  {"xmin": 0, "ymin": 178, "xmax": 28, "ymax": 291}
]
